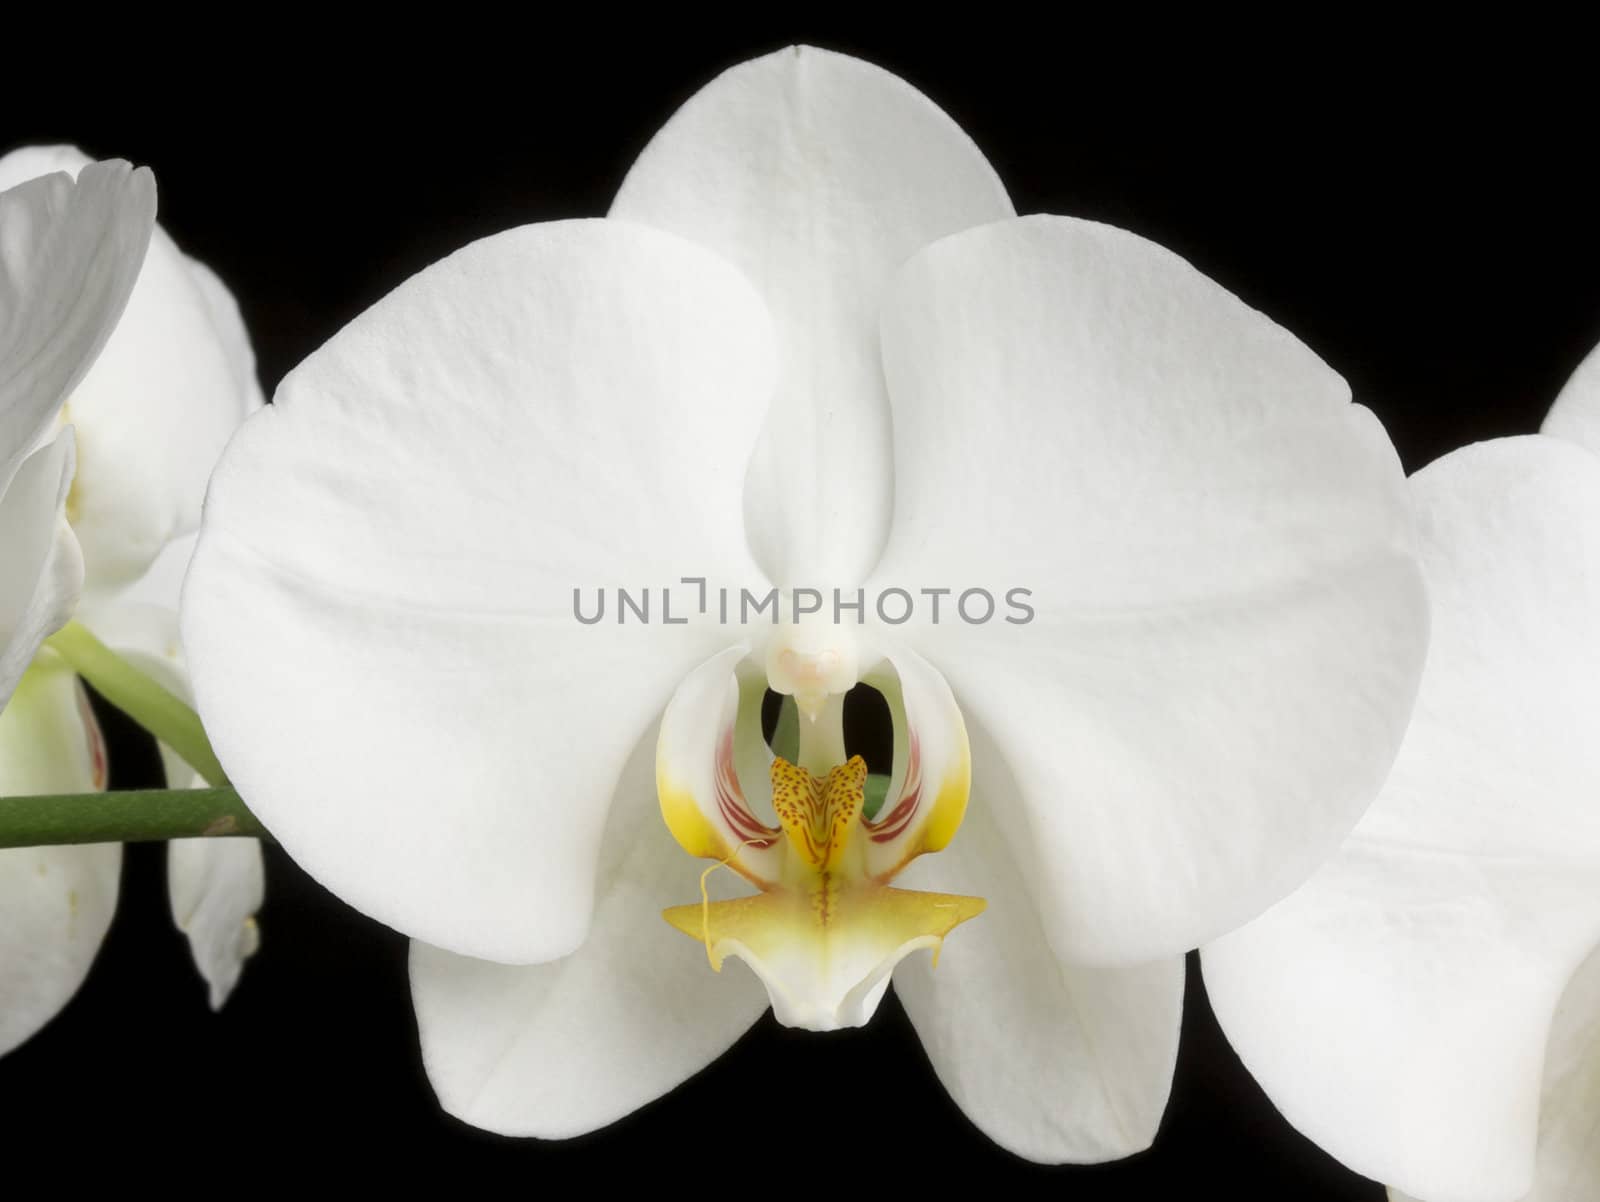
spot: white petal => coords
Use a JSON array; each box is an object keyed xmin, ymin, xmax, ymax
[
  {"xmin": 0, "ymin": 145, "xmax": 99, "ymax": 192},
  {"xmin": 97, "ymin": 530, "xmax": 195, "ymax": 615},
  {"xmin": 77, "ymin": 593, "xmax": 264, "ymax": 1009},
  {"xmin": 167, "ymin": 838, "xmax": 263, "ymax": 1010},
  {"xmin": 0, "ymin": 654, "xmax": 120, "ymax": 1056},
  {"xmin": 874, "ymin": 215, "xmax": 1428, "ymax": 963},
  {"xmin": 612, "ymin": 45, "xmax": 1013, "ymax": 587},
  {"xmin": 1205, "ymin": 436, "xmax": 1600, "ymax": 1202},
  {"xmin": 0, "ymin": 146, "xmax": 264, "ymax": 592},
  {"xmin": 1389, "ymin": 945, "xmax": 1600, "ymax": 1202},
  {"xmin": 1543, "ymin": 340, "xmax": 1600, "ymax": 457},
  {"xmin": 0, "ymin": 431, "xmax": 82, "ymax": 710},
  {"xmin": 0, "ymin": 156, "xmax": 154, "ymax": 483},
  {"xmin": 0, "ymin": 157, "xmax": 152, "ymax": 705},
  {"xmin": 70, "ymin": 230, "xmax": 264, "ymax": 591},
  {"xmin": 184, "ymin": 219, "xmax": 773, "ymax": 963},
  {"xmin": 1520, "ymin": 946, "xmax": 1600, "ymax": 1202},
  {"xmin": 895, "ymin": 720, "xmax": 1184, "ymax": 1163},
  {"xmin": 182, "ymin": 257, "xmax": 267, "ymax": 415},
  {"xmin": 411, "ymin": 728, "xmax": 767, "ymax": 1136}
]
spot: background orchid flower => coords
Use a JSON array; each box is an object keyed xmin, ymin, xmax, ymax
[
  {"xmin": 0, "ymin": 156, "xmax": 150, "ymax": 1055},
  {"xmin": 0, "ymin": 156, "xmax": 152, "ymax": 709},
  {"xmin": 1544, "ymin": 336, "xmax": 1600, "ymax": 453},
  {"xmin": 0, "ymin": 146, "xmax": 266, "ymax": 1052},
  {"xmin": 0, "ymin": 652, "xmax": 116, "ymax": 1056},
  {"xmin": 1418, "ymin": 341, "xmax": 1600, "ymax": 1202},
  {"xmin": 1387, "ymin": 946, "xmax": 1600, "ymax": 1202},
  {"xmin": 1203, "ymin": 406, "xmax": 1600, "ymax": 1197},
  {"xmin": 182, "ymin": 47, "xmax": 1429, "ymax": 1160}
]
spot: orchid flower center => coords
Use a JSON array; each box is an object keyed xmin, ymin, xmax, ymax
[{"xmin": 656, "ymin": 646, "xmax": 984, "ymax": 1032}]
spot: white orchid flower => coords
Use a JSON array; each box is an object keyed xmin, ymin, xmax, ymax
[
  {"xmin": 1369, "ymin": 345, "xmax": 1600, "ymax": 1202},
  {"xmin": 0, "ymin": 147, "xmax": 265, "ymax": 1053},
  {"xmin": 0, "ymin": 156, "xmax": 149, "ymax": 1054},
  {"xmin": 182, "ymin": 47, "xmax": 1428, "ymax": 1158},
  {"xmin": 0, "ymin": 156, "xmax": 152, "ymax": 705},
  {"xmin": 1204, "ymin": 341, "xmax": 1600, "ymax": 1201}
]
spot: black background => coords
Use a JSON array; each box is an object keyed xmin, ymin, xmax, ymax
[{"xmin": 3, "ymin": 25, "xmax": 1595, "ymax": 1197}]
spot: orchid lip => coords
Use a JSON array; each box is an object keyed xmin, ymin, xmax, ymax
[{"xmin": 657, "ymin": 647, "xmax": 983, "ymax": 1031}]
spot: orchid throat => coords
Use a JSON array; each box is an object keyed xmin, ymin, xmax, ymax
[{"xmin": 656, "ymin": 625, "xmax": 984, "ymax": 1032}]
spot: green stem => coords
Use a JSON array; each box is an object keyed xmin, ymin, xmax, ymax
[
  {"xmin": 44, "ymin": 620, "xmax": 227, "ymax": 788},
  {"xmin": 0, "ymin": 786, "xmax": 266, "ymax": 848}
]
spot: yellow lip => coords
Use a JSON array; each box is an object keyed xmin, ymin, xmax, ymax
[{"xmin": 662, "ymin": 751, "xmax": 985, "ymax": 1030}]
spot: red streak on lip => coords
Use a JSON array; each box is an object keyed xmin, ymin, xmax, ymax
[
  {"xmin": 866, "ymin": 729, "xmax": 921, "ymax": 844},
  {"xmin": 715, "ymin": 726, "xmax": 778, "ymax": 848}
]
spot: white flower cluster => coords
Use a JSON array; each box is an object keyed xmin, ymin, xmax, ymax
[{"xmin": 1, "ymin": 48, "xmax": 1596, "ymax": 1202}]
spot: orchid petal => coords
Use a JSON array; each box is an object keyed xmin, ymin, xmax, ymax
[
  {"xmin": 896, "ymin": 721, "xmax": 1184, "ymax": 1163},
  {"xmin": 0, "ymin": 430, "xmax": 82, "ymax": 711},
  {"xmin": 411, "ymin": 729, "xmax": 767, "ymax": 1135},
  {"xmin": 874, "ymin": 215, "xmax": 1428, "ymax": 963},
  {"xmin": 184, "ymin": 219, "xmax": 773, "ymax": 963},
  {"xmin": 0, "ymin": 146, "xmax": 264, "ymax": 592},
  {"xmin": 1390, "ymin": 945, "xmax": 1600, "ymax": 1202},
  {"xmin": 612, "ymin": 45, "xmax": 1013, "ymax": 587},
  {"xmin": 182, "ymin": 256, "xmax": 267, "ymax": 416},
  {"xmin": 1542, "ymin": 340, "xmax": 1600, "ymax": 456},
  {"xmin": 166, "ymin": 838, "xmax": 262, "ymax": 1011},
  {"xmin": 0, "ymin": 654, "xmax": 119, "ymax": 1056},
  {"xmin": 0, "ymin": 156, "xmax": 155, "ymax": 484},
  {"xmin": 0, "ymin": 158, "xmax": 153, "ymax": 706},
  {"xmin": 1204, "ymin": 436, "xmax": 1600, "ymax": 1202},
  {"xmin": 101, "ymin": 530, "xmax": 195, "ymax": 614},
  {"xmin": 1510, "ymin": 945, "xmax": 1600, "ymax": 1202}
]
